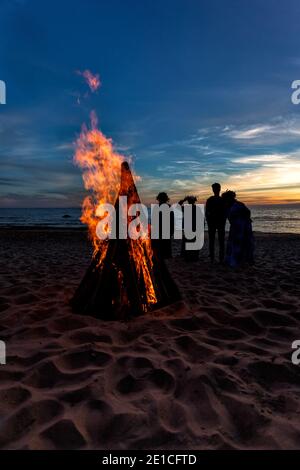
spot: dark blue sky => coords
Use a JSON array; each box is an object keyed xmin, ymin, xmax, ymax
[{"xmin": 1, "ymin": 0, "xmax": 300, "ymax": 206}]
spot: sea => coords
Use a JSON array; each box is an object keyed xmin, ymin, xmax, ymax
[{"xmin": 0, "ymin": 205, "xmax": 299, "ymax": 234}]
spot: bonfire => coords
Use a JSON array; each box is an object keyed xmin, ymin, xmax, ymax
[{"xmin": 71, "ymin": 113, "xmax": 180, "ymax": 319}]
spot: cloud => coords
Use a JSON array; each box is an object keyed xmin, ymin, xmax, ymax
[
  {"xmin": 231, "ymin": 154, "xmax": 288, "ymax": 164},
  {"xmin": 134, "ymin": 117, "xmax": 300, "ymax": 204},
  {"xmin": 1, "ymin": 103, "xmax": 300, "ymax": 206},
  {"xmin": 227, "ymin": 125, "xmax": 272, "ymax": 139},
  {"xmin": 55, "ymin": 142, "xmax": 74, "ymax": 151},
  {"xmin": 223, "ymin": 117, "xmax": 300, "ymax": 144},
  {"xmin": 0, "ymin": 111, "xmax": 83, "ymax": 207}
]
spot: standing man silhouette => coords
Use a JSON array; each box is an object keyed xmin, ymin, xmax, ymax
[
  {"xmin": 154, "ymin": 192, "xmax": 174, "ymax": 259},
  {"xmin": 205, "ymin": 183, "xmax": 226, "ymax": 263}
]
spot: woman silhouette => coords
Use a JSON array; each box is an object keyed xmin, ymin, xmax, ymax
[{"xmin": 222, "ymin": 191, "xmax": 254, "ymax": 267}]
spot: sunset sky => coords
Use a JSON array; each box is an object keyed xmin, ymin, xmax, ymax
[{"xmin": 0, "ymin": 0, "xmax": 300, "ymax": 207}]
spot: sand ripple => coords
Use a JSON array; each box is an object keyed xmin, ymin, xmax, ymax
[{"xmin": 0, "ymin": 230, "xmax": 300, "ymax": 449}]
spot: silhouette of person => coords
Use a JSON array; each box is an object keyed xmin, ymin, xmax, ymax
[
  {"xmin": 153, "ymin": 192, "xmax": 174, "ymax": 259},
  {"xmin": 205, "ymin": 183, "xmax": 226, "ymax": 263},
  {"xmin": 222, "ymin": 190, "xmax": 254, "ymax": 267},
  {"xmin": 179, "ymin": 195, "xmax": 200, "ymax": 262}
]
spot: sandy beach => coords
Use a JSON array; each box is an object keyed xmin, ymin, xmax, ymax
[{"xmin": 0, "ymin": 228, "xmax": 300, "ymax": 450}]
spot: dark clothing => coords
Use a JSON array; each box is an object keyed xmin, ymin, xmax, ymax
[
  {"xmin": 205, "ymin": 195, "xmax": 226, "ymax": 225},
  {"xmin": 225, "ymin": 201, "xmax": 254, "ymax": 267},
  {"xmin": 208, "ymin": 224, "xmax": 225, "ymax": 262},
  {"xmin": 153, "ymin": 204, "xmax": 174, "ymax": 259},
  {"xmin": 205, "ymin": 195, "xmax": 226, "ymax": 261}
]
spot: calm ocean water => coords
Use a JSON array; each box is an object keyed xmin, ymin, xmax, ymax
[{"xmin": 0, "ymin": 205, "xmax": 299, "ymax": 234}]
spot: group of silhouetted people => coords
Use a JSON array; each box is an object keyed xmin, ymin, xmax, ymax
[
  {"xmin": 154, "ymin": 183, "xmax": 254, "ymax": 268},
  {"xmin": 206, "ymin": 183, "xmax": 254, "ymax": 267}
]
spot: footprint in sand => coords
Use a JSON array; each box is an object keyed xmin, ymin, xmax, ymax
[
  {"xmin": 0, "ymin": 400, "xmax": 63, "ymax": 448},
  {"xmin": 41, "ymin": 419, "xmax": 86, "ymax": 449}
]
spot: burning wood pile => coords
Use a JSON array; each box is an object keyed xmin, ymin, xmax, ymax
[{"xmin": 71, "ymin": 158, "xmax": 181, "ymax": 319}]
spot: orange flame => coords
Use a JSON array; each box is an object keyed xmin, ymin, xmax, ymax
[
  {"xmin": 79, "ymin": 70, "xmax": 101, "ymax": 92},
  {"xmin": 74, "ymin": 110, "xmax": 157, "ymax": 309},
  {"xmin": 130, "ymin": 238, "xmax": 157, "ymax": 306},
  {"xmin": 74, "ymin": 110, "xmax": 124, "ymax": 253}
]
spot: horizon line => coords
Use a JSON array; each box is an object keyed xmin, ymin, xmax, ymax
[{"xmin": 1, "ymin": 202, "xmax": 300, "ymax": 209}]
